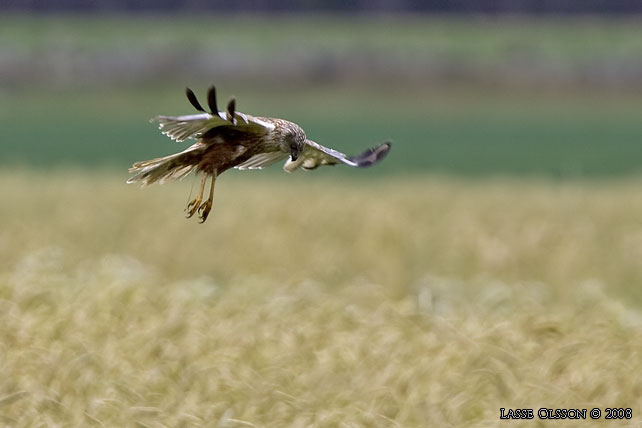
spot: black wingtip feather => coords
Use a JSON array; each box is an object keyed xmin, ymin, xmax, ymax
[
  {"xmin": 207, "ymin": 85, "xmax": 219, "ymax": 114},
  {"xmin": 226, "ymin": 98, "xmax": 236, "ymax": 124},
  {"xmin": 186, "ymin": 87, "xmax": 205, "ymax": 112},
  {"xmin": 348, "ymin": 142, "xmax": 392, "ymax": 168}
]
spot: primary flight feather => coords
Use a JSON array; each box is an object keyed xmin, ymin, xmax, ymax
[{"xmin": 127, "ymin": 85, "xmax": 392, "ymax": 223}]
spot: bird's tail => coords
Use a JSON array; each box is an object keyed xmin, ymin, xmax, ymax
[{"xmin": 127, "ymin": 143, "xmax": 205, "ymax": 186}]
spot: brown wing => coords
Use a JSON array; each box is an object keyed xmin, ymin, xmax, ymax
[{"xmin": 151, "ymin": 86, "xmax": 275, "ymax": 142}]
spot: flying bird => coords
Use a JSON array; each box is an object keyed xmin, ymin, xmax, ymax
[{"xmin": 127, "ymin": 86, "xmax": 391, "ymax": 222}]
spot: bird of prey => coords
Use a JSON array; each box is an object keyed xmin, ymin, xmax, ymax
[{"xmin": 127, "ymin": 86, "xmax": 391, "ymax": 223}]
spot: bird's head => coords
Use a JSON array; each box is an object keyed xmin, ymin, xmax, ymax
[{"xmin": 281, "ymin": 122, "xmax": 307, "ymax": 162}]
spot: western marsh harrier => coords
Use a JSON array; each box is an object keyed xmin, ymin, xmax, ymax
[{"xmin": 127, "ymin": 86, "xmax": 391, "ymax": 222}]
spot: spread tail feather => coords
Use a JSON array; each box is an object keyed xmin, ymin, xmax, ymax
[{"xmin": 127, "ymin": 143, "xmax": 205, "ymax": 186}]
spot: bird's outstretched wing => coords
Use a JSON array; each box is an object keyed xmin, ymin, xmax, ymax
[
  {"xmin": 151, "ymin": 86, "xmax": 274, "ymax": 142},
  {"xmin": 235, "ymin": 151, "xmax": 290, "ymax": 170},
  {"xmin": 283, "ymin": 140, "xmax": 391, "ymax": 172}
]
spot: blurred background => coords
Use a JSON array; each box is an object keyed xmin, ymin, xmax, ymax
[
  {"xmin": 2, "ymin": 1, "xmax": 642, "ymax": 177},
  {"xmin": 2, "ymin": 4, "xmax": 642, "ymax": 427}
]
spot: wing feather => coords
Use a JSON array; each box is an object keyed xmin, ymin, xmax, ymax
[
  {"xmin": 151, "ymin": 112, "xmax": 274, "ymax": 143},
  {"xmin": 151, "ymin": 86, "xmax": 275, "ymax": 142},
  {"xmin": 235, "ymin": 151, "xmax": 289, "ymax": 170},
  {"xmin": 283, "ymin": 140, "xmax": 391, "ymax": 172}
]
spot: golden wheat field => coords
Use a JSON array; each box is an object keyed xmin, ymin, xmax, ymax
[{"xmin": 1, "ymin": 170, "xmax": 642, "ymax": 427}]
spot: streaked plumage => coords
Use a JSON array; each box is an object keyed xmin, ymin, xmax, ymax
[{"xmin": 127, "ymin": 85, "xmax": 391, "ymax": 222}]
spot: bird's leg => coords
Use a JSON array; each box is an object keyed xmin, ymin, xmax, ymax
[
  {"xmin": 198, "ymin": 174, "xmax": 216, "ymax": 223},
  {"xmin": 186, "ymin": 174, "xmax": 207, "ymax": 218}
]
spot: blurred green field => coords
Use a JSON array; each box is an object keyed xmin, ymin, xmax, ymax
[
  {"xmin": 3, "ymin": 85, "xmax": 642, "ymax": 177},
  {"xmin": 1, "ymin": 171, "xmax": 642, "ymax": 426},
  {"xmin": 2, "ymin": 14, "xmax": 642, "ymax": 177},
  {"xmin": 3, "ymin": 14, "xmax": 642, "ymax": 67}
]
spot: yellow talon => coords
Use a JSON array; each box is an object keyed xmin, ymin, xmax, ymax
[
  {"xmin": 185, "ymin": 174, "xmax": 208, "ymax": 219},
  {"xmin": 198, "ymin": 200, "xmax": 213, "ymax": 223},
  {"xmin": 185, "ymin": 197, "xmax": 202, "ymax": 218}
]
